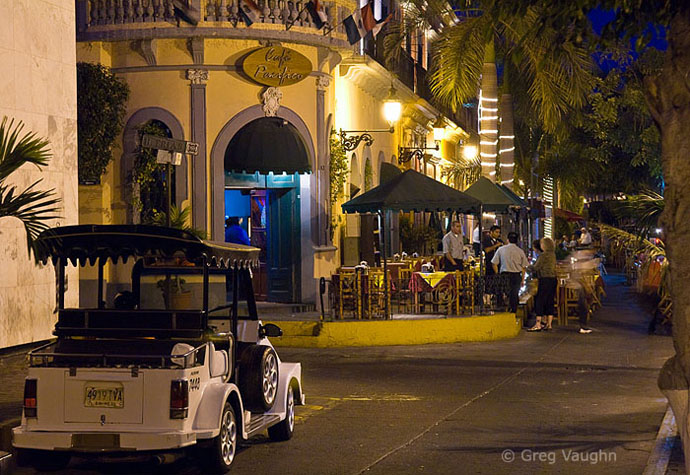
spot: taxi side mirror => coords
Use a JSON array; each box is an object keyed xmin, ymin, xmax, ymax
[{"xmin": 259, "ymin": 323, "xmax": 283, "ymax": 338}]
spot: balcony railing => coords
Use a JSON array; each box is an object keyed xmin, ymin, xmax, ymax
[{"xmin": 77, "ymin": 0, "xmax": 349, "ymax": 47}]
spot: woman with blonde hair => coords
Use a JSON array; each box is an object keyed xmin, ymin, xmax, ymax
[{"xmin": 527, "ymin": 237, "xmax": 558, "ymax": 331}]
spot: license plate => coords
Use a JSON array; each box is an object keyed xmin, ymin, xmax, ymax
[{"xmin": 84, "ymin": 383, "xmax": 124, "ymax": 408}]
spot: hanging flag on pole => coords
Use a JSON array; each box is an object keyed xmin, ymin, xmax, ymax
[
  {"xmin": 306, "ymin": 0, "xmax": 328, "ymax": 29},
  {"xmin": 239, "ymin": 0, "xmax": 261, "ymax": 26},
  {"xmin": 343, "ymin": 3, "xmax": 372, "ymax": 44},
  {"xmin": 371, "ymin": 13, "xmax": 393, "ymax": 37}
]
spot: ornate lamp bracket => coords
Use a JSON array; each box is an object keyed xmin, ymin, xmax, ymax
[{"xmin": 339, "ymin": 128, "xmax": 394, "ymax": 152}]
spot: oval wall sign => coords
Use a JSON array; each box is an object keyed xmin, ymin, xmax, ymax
[{"xmin": 242, "ymin": 46, "xmax": 313, "ymax": 87}]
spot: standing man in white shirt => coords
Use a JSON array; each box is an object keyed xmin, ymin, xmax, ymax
[
  {"xmin": 491, "ymin": 232, "xmax": 529, "ymax": 313},
  {"xmin": 579, "ymin": 227, "xmax": 592, "ymax": 246},
  {"xmin": 442, "ymin": 220, "xmax": 466, "ymax": 271}
]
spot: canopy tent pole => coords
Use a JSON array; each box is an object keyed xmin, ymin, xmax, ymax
[{"xmin": 379, "ymin": 210, "xmax": 390, "ymax": 319}]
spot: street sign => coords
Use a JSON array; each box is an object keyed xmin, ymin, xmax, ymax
[
  {"xmin": 141, "ymin": 134, "xmax": 199, "ymax": 155},
  {"xmin": 156, "ymin": 150, "xmax": 182, "ymax": 165},
  {"xmin": 185, "ymin": 141, "xmax": 199, "ymax": 155}
]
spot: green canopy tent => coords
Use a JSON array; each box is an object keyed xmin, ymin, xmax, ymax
[
  {"xmin": 463, "ymin": 177, "xmax": 524, "ymax": 212},
  {"xmin": 342, "ymin": 169, "xmax": 481, "ymax": 318}
]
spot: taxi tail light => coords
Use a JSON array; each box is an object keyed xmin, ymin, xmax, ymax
[
  {"xmin": 23, "ymin": 379, "xmax": 37, "ymax": 418},
  {"xmin": 170, "ymin": 380, "xmax": 189, "ymax": 419}
]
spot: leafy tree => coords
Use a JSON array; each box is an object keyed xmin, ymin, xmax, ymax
[
  {"xmin": 0, "ymin": 117, "xmax": 61, "ymax": 261},
  {"xmin": 131, "ymin": 120, "xmax": 172, "ymax": 223},
  {"xmin": 77, "ymin": 62, "xmax": 129, "ymax": 184},
  {"xmin": 500, "ymin": 0, "xmax": 690, "ymax": 458}
]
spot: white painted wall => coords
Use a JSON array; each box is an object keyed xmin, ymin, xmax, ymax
[{"xmin": 0, "ymin": 0, "xmax": 78, "ymax": 349}]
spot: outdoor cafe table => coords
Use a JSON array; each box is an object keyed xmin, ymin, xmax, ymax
[{"xmin": 409, "ymin": 271, "xmax": 458, "ymax": 314}]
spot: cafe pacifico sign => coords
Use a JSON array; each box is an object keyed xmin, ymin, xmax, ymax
[{"xmin": 242, "ymin": 46, "xmax": 312, "ymax": 87}]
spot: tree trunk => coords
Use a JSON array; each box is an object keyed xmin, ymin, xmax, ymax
[
  {"xmin": 652, "ymin": 7, "xmax": 690, "ymax": 464},
  {"xmin": 480, "ymin": 41, "xmax": 498, "ymax": 180}
]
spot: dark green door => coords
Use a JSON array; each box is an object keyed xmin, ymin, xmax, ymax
[{"xmin": 267, "ymin": 188, "xmax": 300, "ymax": 302}]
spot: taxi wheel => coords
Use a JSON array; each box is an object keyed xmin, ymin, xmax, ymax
[
  {"xmin": 268, "ymin": 383, "xmax": 295, "ymax": 441},
  {"xmin": 208, "ymin": 402, "xmax": 237, "ymax": 473},
  {"xmin": 239, "ymin": 345, "xmax": 279, "ymax": 412}
]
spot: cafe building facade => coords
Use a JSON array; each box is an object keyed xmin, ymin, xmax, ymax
[{"xmin": 75, "ymin": 0, "xmax": 475, "ymax": 306}]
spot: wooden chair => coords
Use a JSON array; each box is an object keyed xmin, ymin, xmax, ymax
[
  {"xmin": 394, "ymin": 268, "xmax": 413, "ymax": 314},
  {"xmin": 367, "ymin": 270, "xmax": 391, "ymax": 319},
  {"xmin": 337, "ymin": 269, "xmax": 361, "ymax": 319},
  {"xmin": 455, "ymin": 270, "xmax": 475, "ymax": 315},
  {"xmin": 556, "ymin": 284, "xmax": 583, "ymax": 326}
]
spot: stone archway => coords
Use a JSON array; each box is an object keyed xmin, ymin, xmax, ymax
[
  {"xmin": 121, "ymin": 107, "xmax": 187, "ymax": 222},
  {"xmin": 210, "ymin": 105, "xmax": 315, "ymax": 240}
]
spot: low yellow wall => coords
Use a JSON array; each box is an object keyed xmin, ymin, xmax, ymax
[{"xmin": 265, "ymin": 313, "xmax": 521, "ymax": 348}]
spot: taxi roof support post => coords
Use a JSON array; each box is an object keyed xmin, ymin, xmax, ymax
[
  {"xmin": 98, "ymin": 257, "xmax": 105, "ymax": 309},
  {"xmin": 231, "ymin": 268, "xmax": 239, "ymax": 383},
  {"xmin": 58, "ymin": 257, "xmax": 65, "ymax": 310},
  {"xmin": 244, "ymin": 269, "xmax": 258, "ymax": 320},
  {"xmin": 202, "ymin": 255, "xmax": 209, "ymax": 319}
]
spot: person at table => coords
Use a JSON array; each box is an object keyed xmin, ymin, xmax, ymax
[
  {"xmin": 482, "ymin": 225, "xmax": 503, "ymax": 276},
  {"xmin": 527, "ymin": 237, "xmax": 557, "ymax": 332},
  {"xmin": 442, "ymin": 220, "xmax": 466, "ymax": 271},
  {"xmin": 225, "ymin": 216, "xmax": 250, "ymax": 245},
  {"xmin": 579, "ymin": 227, "xmax": 593, "ymax": 247},
  {"xmin": 492, "ymin": 232, "xmax": 529, "ymax": 313}
]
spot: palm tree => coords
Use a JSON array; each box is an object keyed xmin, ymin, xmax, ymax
[
  {"xmin": 0, "ymin": 117, "xmax": 61, "ymax": 261},
  {"xmin": 385, "ymin": 0, "xmax": 594, "ymax": 183}
]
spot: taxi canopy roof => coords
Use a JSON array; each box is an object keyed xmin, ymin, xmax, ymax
[{"xmin": 35, "ymin": 224, "xmax": 260, "ymax": 268}]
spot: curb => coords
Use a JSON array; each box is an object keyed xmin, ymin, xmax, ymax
[
  {"xmin": 266, "ymin": 313, "xmax": 522, "ymax": 347},
  {"xmin": 0, "ymin": 419, "xmax": 19, "ymax": 453},
  {"xmin": 643, "ymin": 405, "xmax": 677, "ymax": 475},
  {"xmin": 0, "ymin": 451, "xmax": 13, "ymax": 475}
]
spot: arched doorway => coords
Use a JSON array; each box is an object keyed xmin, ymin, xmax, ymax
[{"xmin": 223, "ymin": 117, "xmax": 311, "ymax": 303}]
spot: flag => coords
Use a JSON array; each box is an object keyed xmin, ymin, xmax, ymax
[
  {"xmin": 239, "ymin": 0, "xmax": 261, "ymax": 27},
  {"xmin": 343, "ymin": 3, "xmax": 375, "ymax": 45},
  {"xmin": 371, "ymin": 13, "xmax": 392, "ymax": 37},
  {"xmin": 306, "ymin": 0, "xmax": 328, "ymax": 29}
]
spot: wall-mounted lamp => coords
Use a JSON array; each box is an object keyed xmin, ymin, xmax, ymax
[
  {"xmin": 433, "ymin": 117, "xmax": 446, "ymax": 142},
  {"xmin": 340, "ymin": 85, "xmax": 401, "ymax": 152},
  {"xmin": 462, "ymin": 144, "xmax": 478, "ymax": 160},
  {"xmin": 398, "ymin": 140, "xmax": 439, "ymax": 164}
]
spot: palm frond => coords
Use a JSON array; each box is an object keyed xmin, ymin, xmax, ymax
[
  {"xmin": 441, "ymin": 156, "xmax": 482, "ymax": 190},
  {"xmin": 150, "ymin": 204, "xmax": 207, "ymax": 239},
  {"xmin": 0, "ymin": 117, "xmax": 51, "ymax": 181},
  {"xmin": 598, "ymin": 222, "xmax": 664, "ymax": 258},
  {"xmin": 0, "ymin": 117, "xmax": 61, "ymax": 262},
  {"xmin": 613, "ymin": 190, "xmax": 664, "ymax": 236},
  {"xmin": 428, "ymin": 15, "xmax": 491, "ymax": 109}
]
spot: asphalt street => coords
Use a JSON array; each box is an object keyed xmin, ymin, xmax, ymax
[{"xmin": 4, "ymin": 274, "xmax": 675, "ymax": 474}]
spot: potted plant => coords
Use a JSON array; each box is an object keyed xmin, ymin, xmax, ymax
[{"xmin": 157, "ymin": 275, "xmax": 192, "ymax": 309}]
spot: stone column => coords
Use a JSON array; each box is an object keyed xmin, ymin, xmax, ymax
[
  {"xmin": 316, "ymin": 75, "xmax": 330, "ymax": 245},
  {"xmin": 187, "ymin": 69, "xmax": 209, "ymax": 232}
]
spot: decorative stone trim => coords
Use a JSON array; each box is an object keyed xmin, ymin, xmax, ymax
[
  {"xmin": 139, "ymin": 39, "xmax": 157, "ymax": 66},
  {"xmin": 189, "ymin": 37, "xmax": 204, "ymax": 64},
  {"xmin": 316, "ymin": 74, "xmax": 330, "ymax": 91},
  {"xmin": 186, "ymin": 69, "xmax": 209, "ymax": 85},
  {"xmin": 262, "ymin": 87, "xmax": 283, "ymax": 117}
]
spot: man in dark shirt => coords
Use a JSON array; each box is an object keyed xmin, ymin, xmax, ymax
[
  {"xmin": 224, "ymin": 216, "xmax": 250, "ymax": 245},
  {"xmin": 482, "ymin": 225, "xmax": 503, "ymax": 276}
]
